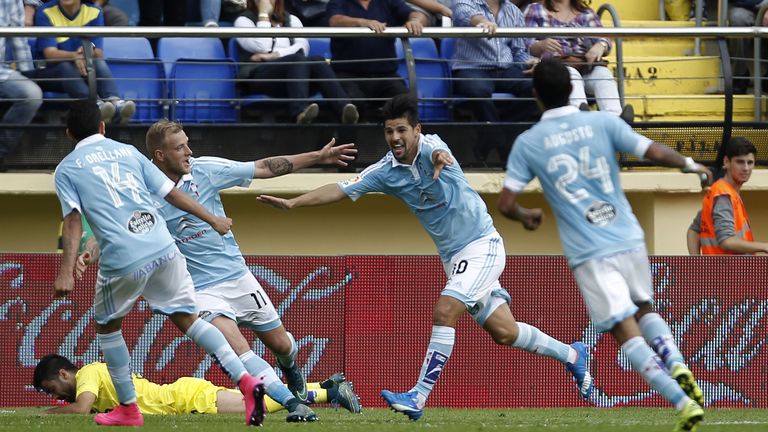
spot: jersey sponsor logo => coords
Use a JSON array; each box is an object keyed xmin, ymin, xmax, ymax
[
  {"xmin": 585, "ymin": 201, "xmax": 616, "ymax": 226},
  {"xmin": 174, "ymin": 217, "xmax": 208, "ymax": 244},
  {"xmin": 339, "ymin": 175, "xmax": 362, "ymax": 188},
  {"xmin": 127, "ymin": 211, "xmax": 156, "ymax": 234}
]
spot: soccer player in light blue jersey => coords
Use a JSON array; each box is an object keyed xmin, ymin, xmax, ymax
[
  {"xmin": 53, "ymin": 101, "xmax": 265, "ymax": 427},
  {"xmin": 498, "ymin": 59, "xmax": 711, "ymax": 432},
  {"xmin": 258, "ymin": 94, "xmax": 593, "ymax": 421},
  {"xmin": 143, "ymin": 119, "xmax": 357, "ymax": 422}
]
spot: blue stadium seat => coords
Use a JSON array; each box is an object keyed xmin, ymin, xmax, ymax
[
  {"xmin": 171, "ymin": 60, "xmax": 238, "ymax": 123},
  {"xmin": 158, "ymin": 38, "xmax": 237, "ymax": 122},
  {"xmin": 109, "ymin": 0, "xmax": 139, "ymax": 26},
  {"xmin": 157, "ymin": 37, "xmax": 227, "ymax": 78},
  {"xmin": 396, "ymin": 38, "xmax": 451, "ymax": 122},
  {"xmin": 307, "ymin": 37, "xmax": 331, "ymax": 60},
  {"xmin": 103, "ymin": 36, "xmax": 152, "ymax": 59},
  {"xmin": 104, "ymin": 37, "xmax": 165, "ymax": 123}
]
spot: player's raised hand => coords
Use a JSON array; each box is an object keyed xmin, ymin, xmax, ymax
[
  {"xmin": 520, "ymin": 207, "xmax": 543, "ymax": 231},
  {"xmin": 257, "ymin": 194, "xmax": 292, "ymax": 209},
  {"xmin": 210, "ymin": 216, "xmax": 233, "ymax": 235},
  {"xmin": 318, "ymin": 138, "xmax": 357, "ymax": 167},
  {"xmin": 53, "ymin": 271, "xmax": 75, "ymax": 298},
  {"xmin": 432, "ymin": 150, "xmax": 454, "ymax": 180}
]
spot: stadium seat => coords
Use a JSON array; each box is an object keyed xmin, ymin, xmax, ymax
[
  {"xmin": 157, "ymin": 38, "xmax": 237, "ymax": 122},
  {"xmin": 109, "ymin": 0, "xmax": 139, "ymax": 26},
  {"xmin": 307, "ymin": 37, "xmax": 331, "ymax": 60},
  {"xmin": 157, "ymin": 37, "xmax": 227, "ymax": 78},
  {"xmin": 103, "ymin": 36, "xmax": 153, "ymax": 59},
  {"xmin": 103, "ymin": 37, "xmax": 165, "ymax": 123},
  {"xmin": 397, "ymin": 38, "xmax": 451, "ymax": 122},
  {"xmin": 171, "ymin": 59, "xmax": 238, "ymax": 123}
]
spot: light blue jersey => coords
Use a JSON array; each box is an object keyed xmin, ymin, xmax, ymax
[
  {"xmin": 154, "ymin": 157, "xmax": 255, "ymax": 291},
  {"xmin": 339, "ymin": 134, "xmax": 495, "ymax": 262},
  {"xmin": 54, "ymin": 134, "xmax": 175, "ymax": 276},
  {"xmin": 504, "ymin": 106, "xmax": 652, "ymax": 267}
]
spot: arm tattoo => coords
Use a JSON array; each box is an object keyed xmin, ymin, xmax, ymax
[{"xmin": 264, "ymin": 157, "xmax": 293, "ymax": 175}]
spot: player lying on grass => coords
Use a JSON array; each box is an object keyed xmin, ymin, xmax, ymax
[{"xmin": 33, "ymin": 354, "xmax": 361, "ymax": 416}]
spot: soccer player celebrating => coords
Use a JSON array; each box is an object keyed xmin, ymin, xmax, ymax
[
  {"xmin": 53, "ymin": 101, "xmax": 264, "ymax": 426},
  {"xmin": 257, "ymin": 94, "xmax": 593, "ymax": 421},
  {"xmin": 497, "ymin": 58, "xmax": 709, "ymax": 432},
  {"xmin": 144, "ymin": 119, "xmax": 356, "ymax": 422}
]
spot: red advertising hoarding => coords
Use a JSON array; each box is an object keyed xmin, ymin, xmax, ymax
[{"xmin": 1, "ymin": 254, "xmax": 766, "ymax": 409}]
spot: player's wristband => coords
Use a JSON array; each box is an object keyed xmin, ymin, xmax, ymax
[{"xmin": 682, "ymin": 157, "xmax": 697, "ymax": 173}]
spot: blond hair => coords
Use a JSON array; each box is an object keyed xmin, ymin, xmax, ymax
[{"xmin": 145, "ymin": 119, "xmax": 184, "ymax": 154}]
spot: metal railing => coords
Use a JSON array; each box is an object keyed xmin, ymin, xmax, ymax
[{"xmin": 1, "ymin": 25, "xmax": 766, "ymax": 124}]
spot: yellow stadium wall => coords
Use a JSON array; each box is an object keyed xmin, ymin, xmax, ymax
[{"xmin": 2, "ymin": 171, "xmax": 767, "ymax": 255}]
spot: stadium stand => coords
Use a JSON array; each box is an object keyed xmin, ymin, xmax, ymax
[
  {"xmin": 103, "ymin": 37, "xmax": 165, "ymax": 123},
  {"xmin": 158, "ymin": 37, "xmax": 238, "ymax": 123}
]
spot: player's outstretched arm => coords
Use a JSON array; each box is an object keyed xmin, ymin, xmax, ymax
[
  {"xmin": 41, "ymin": 391, "xmax": 96, "ymax": 414},
  {"xmin": 253, "ymin": 138, "xmax": 357, "ymax": 179},
  {"xmin": 497, "ymin": 189, "xmax": 543, "ymax": 231},
  {"xmin": 165, "ymin": 188, "xmax": 232, "ymax": 235},
  {"xmin": 258, "ymin": 183, "xmax": 348, "ymax": 210},
  {"xmin": 54, "ymin": 211, "xmax": 83, "ymax": 299},
  {"xmin": 643, "ymin": 142, "xmax": 713, "ymax": 187}
]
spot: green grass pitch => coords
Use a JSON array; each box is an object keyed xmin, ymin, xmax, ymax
[{"xmin": 1, "ymin": 407, "xmax": 767, "ymax": 431}]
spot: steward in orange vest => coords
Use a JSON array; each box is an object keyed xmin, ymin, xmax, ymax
[{"xmin": 688, "ymin": 137, "xmax": 767, "ymax": 255}]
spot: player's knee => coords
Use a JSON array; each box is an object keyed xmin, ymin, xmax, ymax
[{"xmin": 490, "ymin": 327, "xmax": 518, "ymax": 346}]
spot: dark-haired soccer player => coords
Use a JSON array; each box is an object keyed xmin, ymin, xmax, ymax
[
  {"xmin": 258, "ymin": 94, "xmax": 593, "ymax": 421},
  {"xmin": 498, "ymin": 58, "xmax": 710, "ymax": 432}
]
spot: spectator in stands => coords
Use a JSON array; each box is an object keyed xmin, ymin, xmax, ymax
[
  {"xmin": 729, "ymin": 0, "xmax": 768, "ymax": 94},
  {"xmin": 326, "ymin": 0, "xmax": 426, "ymax": 121},
  {"xmin": 451, "ymin": 0, "xmax": 537, "ymax": 122},
  {"xmin": 26, "ymin": 1, "xmax": 130, "ymax": 27},
  {"xmin": 138, "ymin": 0, "xmax": 186, "ymax": 26},
  {"xmin": 33, "ymin": 0, "xmax": 136, "ymax": 123},
  {"xmin": 687, "ymin": 137, "xmax": 768, "ymax": 255},
  {"xmin": 186, "ymin": 0, "xmax": 236, "ymax": 27},
  {"xmin": 89, "ymin": 0, "xmax": 130, "ymax": 26},
  {"xmin": 406, "ymin": 0, "xmax": 452, "ymax": 27},
  {"xmin": 235, "ymin": 0, "xmax": 360, "ymax": 124},
  {"xmin": 524, "ymin": 0, "xmax": 634, "ymax": 123},
  {"xmin": 0, "ymin": 0, "xmax": 43, "ymax": 170}
]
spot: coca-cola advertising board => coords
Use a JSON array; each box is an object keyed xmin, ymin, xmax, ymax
[{"xmin": 1, "ymin": 254, "xmax": 765, "ymax": 408}]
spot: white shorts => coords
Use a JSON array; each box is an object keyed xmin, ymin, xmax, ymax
[
  {"xmin": 94, "ymin": 246, "xmax": 197, "ymax": 325},
  {"xmin": 195, "ymin": 271, "xmax": 282, "ymax": 332},
  {"xmin": 442, "ymin": 232, "xmax": 512, "ymax": 326},
  {"xmin": 572, "ymin": 247, "xmax": 654, "ymax": 333}
]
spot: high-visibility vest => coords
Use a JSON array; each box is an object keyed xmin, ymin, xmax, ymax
[{"xmin": 700, "ymin": 179, "xmax": 754, "ymax": 255}]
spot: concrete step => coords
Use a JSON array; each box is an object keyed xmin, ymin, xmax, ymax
[
  {"xmin": 594, "ymin": 0, "xmax": 660, "ymax": 21},
  {"xmin": 600, "ymin": 19, "xmax": 713, "ymax": 57},
  {"xmin": 624, "ymin": 94, "xmax": 766, "ymax": 121},
  {"xmin": 606, "ymin": 56, "xmax": 722, "ymax": 95},
  {"xmin": 602, "ymin": 19, "xmax": 697, "ymax": 28}
]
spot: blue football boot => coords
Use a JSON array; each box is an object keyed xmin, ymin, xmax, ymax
[
  {"xmin": 566, "ymin": 341, "xmax": 594, "ymax": 400},
  {"xmin": 381, "ymin": 390, "xmax": 423, "ymax": 420}
]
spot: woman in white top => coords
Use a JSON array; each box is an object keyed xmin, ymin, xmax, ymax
[{"xmin": 234, "ymin": 0, "xmax": 359, "ymax": 124}]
